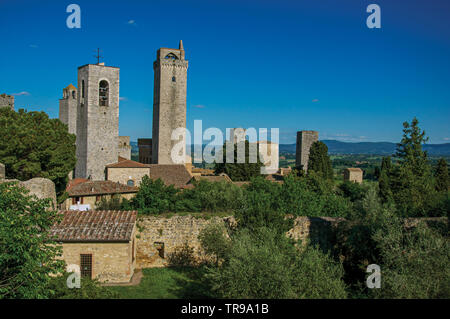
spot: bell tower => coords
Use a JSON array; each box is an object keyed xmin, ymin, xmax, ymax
[{"xmin": 75, "ymin": 62, "xmax": 120, "ymax": 180}]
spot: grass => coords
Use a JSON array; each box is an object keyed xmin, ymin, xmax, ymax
[{"xmin": 110, "ymin": 267, "xmax": 212, "ymax": 299}]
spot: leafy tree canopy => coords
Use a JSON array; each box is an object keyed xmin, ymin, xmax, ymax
[{"xmin": 0, "ymin": 108, "xmax": 76, "ymax": 203}]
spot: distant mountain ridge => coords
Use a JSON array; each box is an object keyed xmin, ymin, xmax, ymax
[
  {"xmin": 131, "ymin": 140, "xmax": 450, "ymax": 156},
  {"xmin": 281, "ymin": 140, "xmax": 450, "ymax": 155}
]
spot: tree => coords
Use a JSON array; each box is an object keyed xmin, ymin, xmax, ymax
[
  {"xmin": 0, "ymin": 108, "xmax": 76, "ymax": 203},
  {"xmin": 204, "ymin": 227, "xmax": 347, "ymax": 299},
  {"xmin": 308, "ymin": 141, "xmax": 333, "ymax": 179},
  {"xmin": 435, "ymin": 158, "xmax": 449, "ymax": 192},
  {"xmin": 378, "ymin": 156, "xmax": 393, "ymax": 203},
  {"xmin": 0, "ymin": 182, "xmax": 65, "ymax": 299},
  {"xmin": 391, "ymin": 118, "xmax": 436, "ymax": 216},
  {"xmin": 214, "ymin": 140, "xmax": 264, "ymax": 181},
  {"xmin": 130, "ymin": 176, "xmax": 179, "ymax": 215}
]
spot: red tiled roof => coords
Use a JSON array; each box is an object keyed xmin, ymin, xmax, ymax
[
  {"xmin": 67, "ymin": 180, "xmax": 138, "ymax": 196},
  {"xmin": 67, "ymin": 178, "xmax": 89, "ymax": 190},
  {"xmin": 346, "ymin": 167, "xmax": 363, "ymax": 172},
  {"xmin": 118, "ymin": 156, "xmax": 128, "ymax": 162},
  {"xmin": 106, "ymin": 158, "xmax": 151, "ymax": 168},
  {"xmin": 147, "ymin": 164, "xmax": 192, "ymax": 188},
  {"xmin": 51, "ymin": 210, "xmax": 137, "ymax": 242}
]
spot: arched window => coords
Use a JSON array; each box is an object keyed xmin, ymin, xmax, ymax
[
  {"xmin": 164, "ymin": 53, "xmax": 178, "ymax": 60},
  {"xmin": 99, "ymin": 80, "xmax": 109, "ymax": 106},
  {"xmin": 172, "ymin": 76, "xmax": 176, "ymax": 82},
  {"xmin": 127, "ymin": 180, "xmax": 135, "ymax": 187}
]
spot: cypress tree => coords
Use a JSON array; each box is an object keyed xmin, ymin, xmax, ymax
[
  {"xmin": 435, "ymin": 158, "xmax": 449, "ymax": 192},
  {"xmin": 308, "ymin": 141, "xmax": 333, "ymax": 180}
]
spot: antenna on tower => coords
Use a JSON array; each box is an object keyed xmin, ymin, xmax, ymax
[{"xmin": 94, "ymin": 48, "xmax": 103, "ymax": 64}]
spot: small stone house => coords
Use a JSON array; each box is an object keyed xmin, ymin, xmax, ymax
[
  {"xmin": 63, "ymin": 180, "xmax": 138, "ymax": 210},
  {"xmin": 344, "ymin": 167, "xmax": 363, "ymax": 184},
  {"xmin": 50, "ymin": 210, "xmax": 137, "ymax": 283}
]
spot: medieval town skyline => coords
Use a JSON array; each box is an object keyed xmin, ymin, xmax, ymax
[{"xmin": 1, "ymin": 0, "xmax": 449, "ymax": 144}]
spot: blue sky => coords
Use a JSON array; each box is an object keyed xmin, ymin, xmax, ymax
[{"xmin": 1, "ymin": 0, "xmax": 449, "ymax": 144}]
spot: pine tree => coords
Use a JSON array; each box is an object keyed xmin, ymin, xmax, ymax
[
  {"xmin": 435, "ymin": 158, "xmax": 449, "ymax": 192},
  {"xmin": 392, "ymin": 117, "xmax": 435, "ymax": 216},
  {"xmin": 308, "ymin": 141, "xmax": 333, "ymax": 180}
]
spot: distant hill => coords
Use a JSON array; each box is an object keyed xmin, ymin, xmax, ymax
[
  {"xmin": 280, "ymin": 140, "xmax": 450, "ymax": 156},
  {"xmin": 131, "ymin": 140, "xmax": 450, "ymax": 156}
]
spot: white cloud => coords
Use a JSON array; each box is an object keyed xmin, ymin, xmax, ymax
[
  {"xmin": 312, "ymin": 99, "xmax": 319, "ymax": 102},
  {"xmin": 127, "ymin": 20, "xmax": 137, "ymax": 26},
  {"xmin": 12, "ymin": 91, "xmax": 30, "ymax": 96},
  {"xmin": 119, "ymin": 97, "xmax": 127, "ymax": 101},
  {"xmin": 192, "ymin": 104, "xmax": 205, "ymax": 109}
]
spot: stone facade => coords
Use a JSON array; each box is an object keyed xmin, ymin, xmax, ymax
[
  {"xmin": 62, "ymin": 192, "xmax": 136, "ymax": 210},
  {"xmin": 135, "ymin": 215, "xmax": 343, "ymax": 268},
  {"xmin": 75, "ymin": 63, "xmax": 120, "ymax": 180},
  {"xmin": 152, "ymin": 41, "xmax": 188, "ymax": 164},
  {"xmin": 138, "ymin": 138, "xmax": 152, "ymax": 164},
  {"xmin": 0, "ymin": 93, "xmax": 14, "ymax": 110},
  {"xmin": 136, "ymin": 215, "xmax": 228, "ymax": 268},
  {"xmin": 106, "ymin": 167, "xmax": 150, "ymax": 187},
  {"xmin": 58, "ymin": 84, "xmax": 78, "ymax": 135},
  {"xmin": 118, "ymin": 136, "xmax": 131, "ymax": 160},
  {"xmin": 296, "ymin": 130, "xmax": 319, "ymax": 172},
  {"xmin": 344, "ymin": 168, "xmax": 363, "ymax": 184},
  {"xmin": 60, "ymin": 240, "xmax": 136, "ymax": 283}
]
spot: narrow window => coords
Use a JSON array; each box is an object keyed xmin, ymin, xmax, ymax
[
  {"xmin": 172, "ymin": 76, "xmax": 176, "ymax": 82},
  {"xmin": 80, "ymin": 254, "xmax": 93, "ymax": 278},
  {"xmin": 72, "ymin": 197, "xmax": 76, "ymax": 205},
  {"xmin": 99, "ymin": 80, "xmax": 109, "ymax": 106},
  {"xmin": 132, "ymin": 240, "xmax": 135, "ymax": 262},
  {"xmin": 81, "ymin": 80, "xmax": 85, "ymax": 98},
  {"xmin": 72, "ymin": 91, "xmax": 76, "ymax": 99}
]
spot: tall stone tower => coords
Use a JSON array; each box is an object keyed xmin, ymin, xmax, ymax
[
  {"xmin": 0, "ymin": 93, "xmax": 14, "ymax": 110},
  {"xmin": 152, "ymin": 40, "xmax": 188, "ymax": 164},
  {"xmin": 296, "ymin": 130, "xmax": 319, "ymax": 172},
  {"xmin": 59, "ymin": 84, "xmax": 77, "ymax": 135},
  {"xmin": 75, "ymin": 63, "xmax": 120, "ymax": 180}
]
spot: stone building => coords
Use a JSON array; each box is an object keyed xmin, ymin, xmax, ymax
[
  {"xmin": 62, "ymin": 179, "xmax": 138, "ymax": 210},
  {"xmin": 75, "ymin": 62, "xmax": 120, "ymax": 180},
  {"xmin": 344, "ymin": 167, "xmax": 363, "ymax": 184},
  {"xmin": 50, "ymin": 210, "xmax": 137, "ymax": 283},
  {"xmin": 0, "ymin": 93, "xmax": 14, "ymax": 110},
  {"xmin": 58, "ymin": 84, "xmax": 77, "ymax": 135},
  {"xmin": 152, "ymin": 41, "xmax": 188, "ymax": 164},
  {"xmin": 296, "ymin": 130, "xmax": 319, "ymax": 172},
  {"xmin": 106, "ymin": 157, "xmax": 151, "ymax": 187},
  {"xmin": 118, "ymin": 136, "xmax": 131, "ymax": 160},
  {"xmin": 138, "ymin": 138, "xmax": 152, "ymax": 164}
]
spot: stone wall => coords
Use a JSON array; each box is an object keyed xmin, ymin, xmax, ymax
[
  {"xmin": 107, "ymin": 167, "xmax": 150, "ymax": 187},
  {"xmin": 118, "ymin": 136, "xmax": 131, "ymax": 160},
  {"xmin": 60, "ymin": 238, "xmax": 135, "ymax": 283},
  {"xmin": 135, "ymin": 215, "xmax": 343, "ymax": 268},
  {"xmin": 0, "ymin": 175, "xmax": 57, "ymax": 209}
]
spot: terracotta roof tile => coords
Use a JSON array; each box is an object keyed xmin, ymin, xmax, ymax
[
  {"xmin": 346, "ymin": 167, "xmax": 363, "ymax": 172},
  {"xmin": 51, "ymin": 210, "xmax": 137, "ymax": 242},
  {"xmin": 147, "ymin": 164, "xmax": 192, "ymax": 188},
  {"xmin": 107, "ymin": 159, "xmax": 151, "ymax": 168},
  {"xmin": 67, "ymin": 180, "xmax": 138, "ymax": 196}
]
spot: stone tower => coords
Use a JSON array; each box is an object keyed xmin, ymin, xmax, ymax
[
  {"xmin": 152, "ymin": 40, "xmax": 188, "ymax": 164},
  {"xmin": 118, "ymin": 136, "xmax": 131, "ymax": 160},
  {"xmin": 0, "ymin": 93, "xmax": 14, "ymax": 110},
  {"xmin": 59, "ymin": 84, "xmax": 77, "ymax": 135},
  {"xmin": 75, "ymin": 63, "xmax": 120, "ymax": 180},
  {"xmin": 296, "ymin": 130, "xmax": 319, "ymax": 172},
  {"xmin": 229, "ymin": 128, "xmax": 247, "ymax": 144}
]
